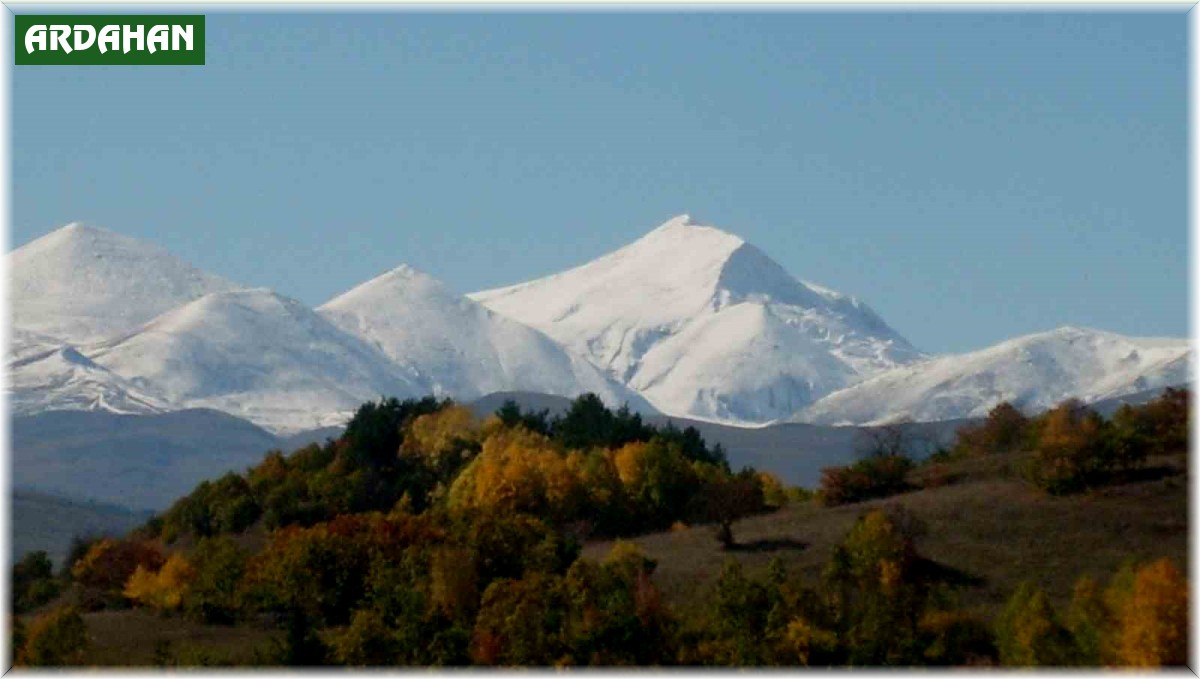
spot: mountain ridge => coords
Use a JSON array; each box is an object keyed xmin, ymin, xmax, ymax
[
  {"xmin": 10, "ymin": 218, "xmax": 1189, "ymax": 432},
  {"xmin": 317, "ymin": 263, "xmax": 656, "ymax": 413},
  {"xmin": 84, "ymin": 288, "xmax": 428, "ymax": 434},
  {"xmin": 792, "ymin": 325, "xmax": 1191, "ymax": 425},
  {"xmin": 470, "ymin": 214, "xmax": 924, "ymax": 423}
]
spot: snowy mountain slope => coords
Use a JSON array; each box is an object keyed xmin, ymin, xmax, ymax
[
  {"xmin": 10, "ymin": 327, "xmax": 68, "ymax": 362},
  {"xmin": 793, "ymin": 326, "xmax": 1191, "ymax": 425},
  {"xmin": 470, "ymin": 214, "xmax": 922, "ymax": 423},
  {"xmin": 9, "ymin": 344, "xmax": 171, "ymax": 417},
  {"xmin": 318, "ymin": 265, "xmax": 656, "ymax": 412},
  {"xmin": 11, "ymin": 223, "xmax": 241, "ymax": 344},
  {"xmin": 85, "ymin": 288, "xmax": 427, "ymax": 434}
]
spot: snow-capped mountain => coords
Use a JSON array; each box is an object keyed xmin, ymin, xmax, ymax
[
  {"xmin": 470, "ymin": 214, "xmax": 923, "ymax": 423},
  {"xmin": 10, "ymin": 220, "xmax": 1189, "ymax": 435},
  {"xmin": 84, "ymin": 289, "xmax": 427, "ymax": 434},
  {"xmin": 318, "ymin": 265, "xmax": 656, "ymax": 412},
  {"xmin": 10, "ymin": 344, "xmax": 171, "ymax": 417},
  {"xmin": 11, "ymin": 223, "xmax": 241, "ymax": 344},
  {"xmin": 793, "ymin": 326, "xmax": 1191, "ymax": 425},
  {"xmin": 11, "ymin": 327, "xmax": 70, "ymax": 362}
]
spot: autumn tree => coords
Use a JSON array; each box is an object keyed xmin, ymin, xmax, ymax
[
  {"xmin": 611, "ymin": 440, "xmax": 701, "ymax": 530},
  {"xmin": 342, "ymin": 396, "xmax": 446, "ymax": 469},
  {"xmin": 1108, "ymin": 558, "xmax": 1188, "ymax": 667},
  {"xmin": 71, "ymin": 538, "xmax": 165, "ymax": 609},
  {"xmin": 993, "ymin": 582, "xmax": 1077, "ymax": 666},
  {"xmin": 557, "ymin": 543, "xmax": 676, "ymax": 665},
  {"xmin": 1024, "ymin": 400, "xmax": 1113, "ymax": 494},
  {"xmin": 952, "ymin": 402, "xmax": 1030, "ymax": 457},
  {"xmin": 185, "ymin": 536, "xmax": 250, "ymax": 624},
  {"xmin": 331, "ymin": 608, "xmax": 401, "ymax": 666},
  {"xmin": 401, "ymin": 404, "xmax": 483, "ymax": 484},
  {"xmin": 472, "ymin": 572, "xmax": 568, "ymax": 666},
  {"xmin": 447, "ymin": 426, "xmax": 584, "ymax": 519},
  {"xmin": 124, "ymin": 553, "xmax": 195, "ymax": 612},
  {"xmin": 822, "ymin": 507, "xmax": 931, "ymax": 665}
]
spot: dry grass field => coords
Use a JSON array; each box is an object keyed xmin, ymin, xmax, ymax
[{"xmin": 584, "ymin": 449, "xmax": 1188, "ymax": 619}]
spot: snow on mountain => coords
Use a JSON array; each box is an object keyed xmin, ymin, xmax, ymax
[
  {"xmin": 84, "ymin": 288, "xmax": 427, "ymax": 434},
  {"xmin": 793, "ymin": 326, "xmax": 1191, "ymax": 425},
  {"xmin": 9, "ymin": 344, "xmax": 171, "ymax": 417},
  {"xmin": 11, "ymin": 223, "xmax": 241, "ymax": 344},
  {"xmin": 318, "ymin": 264, "xmax": 656, "ymax": 412},
  {"xmin": 10, "ymin": 327, "xmax": 68, "ymax": 362},
  {"xmin": 470, "ymin": 214, "xmax": 922, "ymax": 423}
]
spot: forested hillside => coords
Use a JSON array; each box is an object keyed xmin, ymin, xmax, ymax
[{"xmin": 9, "ymin": 390, "xmax": 1188, "ymax": 668}]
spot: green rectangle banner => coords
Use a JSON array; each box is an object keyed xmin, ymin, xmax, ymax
[{"xmin": 16, "ymin": 15, "xmax": 205, "ymax": 65}]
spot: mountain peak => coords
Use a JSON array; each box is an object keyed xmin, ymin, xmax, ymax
[
  {"xmin": 319, "ymin": 263, "xmax": 456, "ymax": 315},
  {"xmin": 11, "ymin": 223, "xmax": 241, "ymax": 344},
  {"xmin": 30, "ymin": 221, "xmax": 145, "ymax": 253},
  {"xmin": 379, "ymin": 263, "xmax": 439, "ymax": 285},
  {"xmin": 657, "ymin": 213, "xmax": 697, "ymax": 228},
  {"xmin": 471, "ymin": 215, "xmax": 922, "ymax": 422},
  {"xmin": 638, "ymin": 214, "xmax": 744, "ymax": 251},
  {"xmin": 58, "ymin": 221, "xmax": 102, "ymax": 235}
]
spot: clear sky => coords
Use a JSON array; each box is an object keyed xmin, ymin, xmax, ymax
[{"xmin": 12, "ymin": 10, "xmax": 1187, "ymax": 354}]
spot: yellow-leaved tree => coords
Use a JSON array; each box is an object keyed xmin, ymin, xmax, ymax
[
  {"xmin": 402, "ymin": 404, "xmax": 480, "ymax": 466},
  {"xmin": 1108, "ymin": 558, "xmax": 1188, "ymax": 667},
  {"xmin": 123, "ymin": 553, "xmax": 195, "ymax": 612},
  {"xmin": 448, "ymin": 427, "xmax": 584, "ymax": 518}
]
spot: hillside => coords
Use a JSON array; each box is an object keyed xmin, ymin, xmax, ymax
[
  {"xmin": 12, "ymin": 409, "xmax": 285, "ymax": 509},
  {"xmin": 585, "ymin": 447, "xmax": 1188, "ymax": 619},
  {"xmin": 11, "ymin": 490, "xmax": 154, "ymax": 566}
]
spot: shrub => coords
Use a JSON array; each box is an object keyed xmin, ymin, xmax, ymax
[
  {"xmin": 757, "ymin": 471, "xmax": 789, "ymax": 508},
  {"xmin": 780, "ymin": 616, "xmax": 839, "ymax": 666},
  {"xmin": 819, "ymin": 454, "xmax": 913, "ymax": 506},
  {"xmin": 18, "ymin": 606, "xmax": 88, "ymax": 666},
  {"xmin": 12, "ymin": 551, "xmax": 61, "ymax": 614},
  {"xmin": 918, "ymin": 610, "xmax": 997, "ymax": 666}
]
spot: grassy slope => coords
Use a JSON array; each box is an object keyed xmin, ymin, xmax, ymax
[
  {"xmin": 76, "ymin": 610, "xmax": 281, "ymax": 666},
  {"xmin": 584, "ymin": 449, "xmax": 1188, "ymax": 619}
]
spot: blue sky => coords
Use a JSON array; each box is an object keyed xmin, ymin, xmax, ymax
[{"xmin": 12, "ymin": 10, "xmax": 1187, "ymax": 354}]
